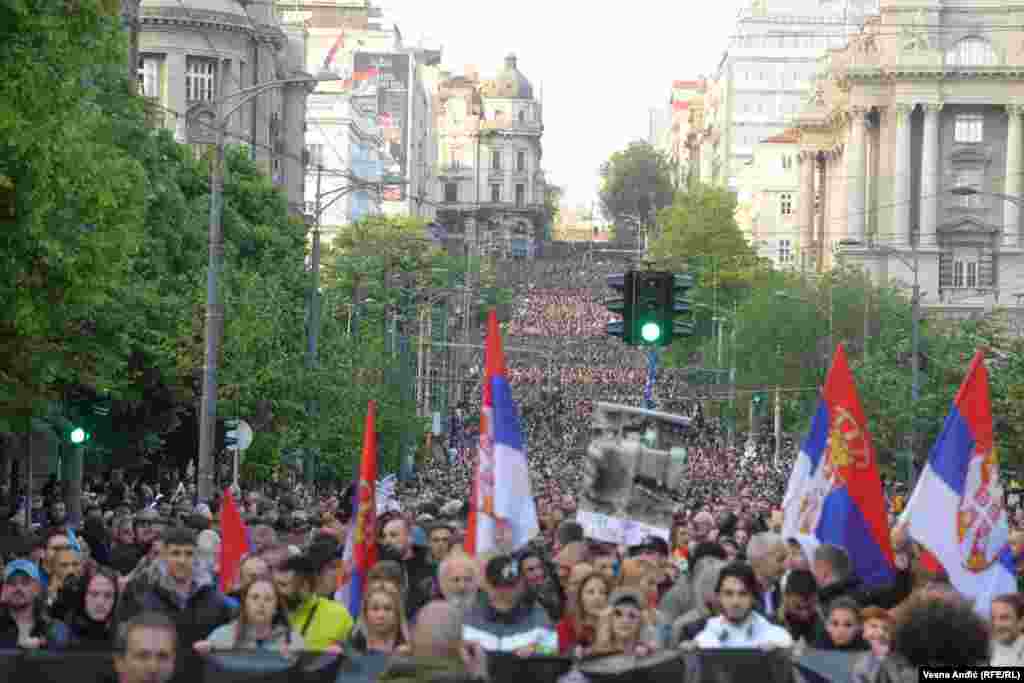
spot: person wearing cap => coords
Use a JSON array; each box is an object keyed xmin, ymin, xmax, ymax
[
  {"xmin": 462, "ymin": 553, "xmax": 557, "ymax": 656},
  {"xmin": 628, "ymin": 534, "xmax": 673, "ymax": 601},
  {"xmin": 0, "ymin": 559, "xmax": 67, "ymax": 649},
  {"xmin": 693, "ymin": 561, "xmax": 793, "ymax": 650},
  {"xmin": 590, "ymin": 588, "xmax": 658, "ymax": 657}
]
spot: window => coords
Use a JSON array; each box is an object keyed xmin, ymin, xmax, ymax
[
  {"xmin": 953, "ymin": 260, "xmax": 965, "ymax": 288},
  {"xmin": 966, "ymin": 261, "xmax": 978, "ymax": 288},
  {"xmin": 954, "ymin": 114, "xmax": 984, "ymax": 143},
  {"xmin": 306, "ymin": 144, "xmax": 325, "ymax": 167},
  {"xmin": 490, "ymin": 183, "xmax": 501, "ymax": 202},
  {"xmin": 780, "ymin": 193, "xmax": 792, "ymax": 216},
  {"xmin": 518, "ymin": 110, "xmax": 526, "ymax": 123},
  {"xmin": 516, "ymin": 150, "xmax": 526, "ymax": 172},
  {"xmin": 137, "ymin": 55, "xmax": 162, "ymax": 98},
  {"xmin": 778, "ymin": 239, "xmax": 793, "ymax": 263},
  {"xmin": 186, "ymin": 57, "xmax": 216, "ymax": 101},
  {"xmin": 491, "ymin": 150, "xmax": 501, "ymax": 170},
  {"xmin": 515, "ymin": 183, "xmax": 525, "ymax": 207},
  {"xmin": 947, "ymin": 38, "xmax": 997, "ymax": 67},
  {"xmin": 955, "ymin": 169, "xmax": 983, "ymax": 207},
  {"xmin": 444, "ymin": 182, "xmax": 458, "ymax": 203}
]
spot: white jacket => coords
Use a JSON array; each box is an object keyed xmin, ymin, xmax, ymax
[
  {"xmin": 694, "ymin": 611, "xmax": 793, "ymax": 650},
  {"xmin": 991, "ymin": 635, "xmax": 1024, "ymax": 667}
]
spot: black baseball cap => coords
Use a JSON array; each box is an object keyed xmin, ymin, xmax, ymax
[
  {"xmin": 485, "ymin": 554, "xmax": 522, "ymax": 588},
  {"xmin": 628, "ymin": 535, "xmax": 670, "ymax": 557}
]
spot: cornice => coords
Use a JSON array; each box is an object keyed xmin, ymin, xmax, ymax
[
  {"xmin": 845, "ymin": 66, "xmax": 1024, "ymax": 81},
  {"xmin": 140, "ymin": 6, "xmax": 254, "ymax": 36}
]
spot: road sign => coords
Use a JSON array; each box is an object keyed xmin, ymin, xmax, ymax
[{"xmin": 226, "ymin": 419, "xmax": 254, "ymax": 451}]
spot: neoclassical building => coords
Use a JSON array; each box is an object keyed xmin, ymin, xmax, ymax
[
  {"xmin": 433, "ymin": 55, "xmax": 546, "ymax": 260},
  {"xmin": 794, "ymin": 0, "xmax": 1024, "ymax": 312}
]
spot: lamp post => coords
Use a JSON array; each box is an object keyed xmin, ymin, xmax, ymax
[
  {"xmin": 839, "ymin": 237, "xmax": 921, "ymax": 479},
  {"xmin": 194, "ymin": 70, "xmax": 339, "ymax": 503}
]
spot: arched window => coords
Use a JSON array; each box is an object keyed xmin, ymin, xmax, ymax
[{"xmin": 947, "ymin": 38, "xmax": 997, "ymax": 67}]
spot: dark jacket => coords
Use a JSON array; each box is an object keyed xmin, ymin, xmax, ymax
[
  {"xmin": 117, "ymin": 570, "xmax": 234, "ymax": 650},
  {"xmin": 62, "ymin": 613, "xmax": 115, "ymax": 651},
  {"xmin": 397, "ymin": 544, "xmax": 436, "ymax": 619},
  {"xmin": 462, "ymin": 598, "xmax": 556, "ymax": 654},
  {"xmin": 108, "ymin": 543, "xmax": 143, "ymax": 576},
  {"xmin": 818, "ymin": 570, "xmax": 913, "ymax": 611},
  {"xmin": 0, "ymin": 600, "xmax": 68, "ymax": 649}
]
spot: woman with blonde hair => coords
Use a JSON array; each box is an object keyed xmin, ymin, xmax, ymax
[
  {"xmin": 590, "ymin": 588, "xmax": 657, "ymax": 657},
  {"xmin": 556, "ymin": 571, "xmax": 614, "ymax": 656},
  {"xmin": 347, "ymin": 585, "xmax": 410, "ymax": 656}
]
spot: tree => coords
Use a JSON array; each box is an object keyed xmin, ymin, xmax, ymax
[
  {"xmin": 542, "ymin": 182, "xmax": 564, "ymax": 237},
  {"xmin": 598, "ymin": 141, "xmax": 675, "ymax": 242},
  {"xmin": 0, "ymin": 0, "xmax": 148, "ymax": 429}
]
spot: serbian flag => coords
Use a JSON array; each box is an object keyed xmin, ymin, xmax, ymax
[
  {"xmin": 464, "ymin": 459, "xmax": 480, "ymax": 556},
  {"xmin": 219, "ymin": 488, "xmax": 249, "ymax": 593},
  {"xmin": 782, "ymin": 344, "xmax": 894, "ymax": 586},
  {"xmin": 466, "ymin": 311, "xmax": 538, "ymax": 556},
  {"xmin": 902, "ymin": 350, "xmax": 1015, "ymax": 616},
  {"xmin": 336, "ymin": 401, "xmax": 379, "ymax": 616}
]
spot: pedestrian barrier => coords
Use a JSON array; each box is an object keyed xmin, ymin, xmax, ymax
[{"xmin": 1, "ymin": 647, "xmax": 836, "ymax": 683}]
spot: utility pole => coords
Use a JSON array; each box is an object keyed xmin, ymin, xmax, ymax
[
  {"xmin": 304, "ymin": 165, "xmax": 323, "ymax": 488},
  {"xmin": 197, "ymin": 62, "xmax": 226, "ymax": 503},
  {"xmin": 773, "ymin": 385, "xmax": 782, "ymax": 467}
]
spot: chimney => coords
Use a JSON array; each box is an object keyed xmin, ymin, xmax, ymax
[{"xmin": 505, "ymin": 53, "xmax": 517, "ymax": 70}]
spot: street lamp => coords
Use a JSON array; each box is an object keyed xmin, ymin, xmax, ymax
[
  {"xmin": 774, "ymin": 284, "xmax": 834, "ymax": 371},
  {"xmin": 194, "ymin": 70, "xmax": 339, "ymax": 503},
  {"xmin": 839, "ymin": 237, "xmax": 922, "ymax": 479}
]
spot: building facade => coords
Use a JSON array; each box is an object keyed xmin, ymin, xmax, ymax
[
  {"xmin": 699, "ymin": 0, "xmax": 877, "ymax": 190},
  {"xmin": 797, "ymin": 0, "xmax": 1024, "ymax": 312},
  {"xmin": 138, "ymin": 0, "xmax": 310, "ymax": 212},
  {"xmin": 433, "ymin": 55, "xmax": 546, "ymax": 260},
  {"xmin": 735, "ymin": 129, "xmax": 804, "ymax": 266}
]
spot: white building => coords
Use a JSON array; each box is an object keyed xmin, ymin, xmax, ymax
[
  {"xmin": 138, "ymin": 0, "xmax": 310, "ymax": 212},
  {"xmin": 701, "ymin": 0, "xmax": 877, "ymax": 190},
  {"xmin": 735, "ymin": 129, "xmax": 803, "ymax": 267}
]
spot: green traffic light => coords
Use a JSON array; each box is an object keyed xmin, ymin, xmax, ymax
[
  {"xmin": 641, "ymin": 321, "xmax": 663, "ymax": 343},
  {"xmin": 70, "ymin": 427, "xmax": 87, "ymax": 444}
]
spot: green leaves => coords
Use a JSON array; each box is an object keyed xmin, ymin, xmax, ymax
[{"xmin": 598, "ymin": 141, "xmax": 676, "ymax": 232}]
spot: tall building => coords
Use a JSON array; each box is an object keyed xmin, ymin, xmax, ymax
[
  {"xmin": 653, "ymin": 80, "xmax": 707, "ymax": 190},
  {"xmin": 734, "ymin": 128, "xmax": 802, "ymax": 267},
  {"xmin": 138, "ymin": 0, "xmax": 311, "ymax": 213},
  {"xmin": 277, "ymin": 0, "xmax": 440, "ymax": 234},
  {"xmin": 701, "ymin": 0, "xmax": 877, "ymax": 190},
  {"xmin": 433, "ymin": 55, "xmax": 546, "ymax": 260},
  {"xmin": 797, "ymin": 0, "xmax": 1024, "ymax": 316}
]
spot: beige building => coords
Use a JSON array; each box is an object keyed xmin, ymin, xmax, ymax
[
  {"xmin": 433, "ymin": 56, "xmax": 546, "ymax": 259},
  {"xmin": 736, "ymin": 129, "xmax": 804, "ymax": 267},
  {"xmin": 795, "ymin": 0, "xmax": 1024, "ymax": 313},
  {"xmin": 138, "ymin": 0, "xmax": 310, "ymax": 213}
]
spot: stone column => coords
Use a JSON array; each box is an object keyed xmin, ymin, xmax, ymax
[
  {"xmin": 817, "ymin": 156, "xmax": 827, "ymax": 269},
  {"xmin": 1005, "ymin": 104, "xmax": 1024, "ymax": 249},
  {"xmin": 846, "ymin": 106, "xmax": 869, "ymax": 243},
  {"xmin": 893, "ymin": 103, "xmax": 914, "ymax": 246},
  {"xmin": 799, "ymin": 150, "xmax": 816, "ymax": 269},
  {"xmin": 920, "ymin": 103, "xmax": 942, "ymax": 247}
]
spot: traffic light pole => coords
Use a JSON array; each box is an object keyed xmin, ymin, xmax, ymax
[{"xmin": 67, "ymin": 444, "xmax": 84, "ymax": 525}]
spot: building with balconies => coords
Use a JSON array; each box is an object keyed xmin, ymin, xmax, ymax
[
  {"xmin": 795, "ymin": 0, "xmax": 1024, "ymax": 318},
  {"xmin": 138, "ymin": 0, "xmax": 310, "ymax": 213},
  {"xmin": 433, "ymin": 55, "xmax": 546, "ymax": 260}
]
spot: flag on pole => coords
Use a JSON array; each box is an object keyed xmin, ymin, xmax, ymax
[
  {"xmin": 781, "ymin": 344, "xmax": 894, "ymax": 586},
  {"xmin": 902, "ymin": 350, "xmax": 1015, "ymax": 616},
  {"xmin": 336, "ymin": 401, "xmax": 379, "ymax": 616},
  {"xmin": 322, "ymin": 30, "xmax": 346, "ymax": 70},
  {"xmin": 465, "ymin": 458, "xmax": 480, "ymax": 556},
  {"xmin": 219, "ymin": 488, "xmax": 249, "ymax": 593},
  {"xmin": 466, "ymin": 311, "xmax": 539, "ymax": 556},
  {"xmin": 643, "ymin": 349, "xmax": 658, "ymax": 409}
]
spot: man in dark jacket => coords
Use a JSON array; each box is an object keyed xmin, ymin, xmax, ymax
[
  {"xmin": 462, "ymin": 554, "xmax": 557, "ymax": 655},
  {"xmin": 812, "ymin": 544, "xmax": 913, "ymax": 611},
  {"xmin": 379, "ymin": 513, "xmax": 435, "ymax": 618},
  {"xmin": 0, "ymin": 559, "xmax": 66, "ymax": 649},
  {"xmin": 117, "ymin": 526, "xmax": 233, "ymax": 653}
]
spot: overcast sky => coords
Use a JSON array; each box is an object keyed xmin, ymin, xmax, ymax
[{"xmin": 378, "ymin": 0, "xmax": 743, "ymax": 209}]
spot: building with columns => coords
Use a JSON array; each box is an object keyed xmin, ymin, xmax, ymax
[{"xmin": 795, "ymin": 0, "xmax": 1024, "ymax": 312}]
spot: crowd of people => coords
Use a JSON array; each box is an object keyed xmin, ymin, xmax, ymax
[{"xmin": 0, "ymin": 252, "xmax": 1016, "ymax": 683}]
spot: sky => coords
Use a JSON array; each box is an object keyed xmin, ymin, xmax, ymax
[{"xmin": 378, "ymin": 0, "xmax": 743, "ymax": 210}]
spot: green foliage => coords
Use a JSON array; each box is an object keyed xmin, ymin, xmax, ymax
[
  {"xmin": 0, "ymin": 0, "xmax": 147, "ymax": 427},
  {"xmin": 598, "ymin": 141, "xmax": 675, "ymax": 235}
]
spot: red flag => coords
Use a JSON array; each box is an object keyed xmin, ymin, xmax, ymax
[
  {"xmin": 218, "ymin": 489, "xmax": 249, "ymax": 593},
  {"xmin": 465, "ymin": 458, "xmax": 480, "ymax": 556},
  {"xmin": 346, "ymin": 400, "xmax": 379, "ymax": 614}
]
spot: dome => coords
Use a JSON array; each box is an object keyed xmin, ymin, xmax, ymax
[{"xmin": 488, "ymin": 54, "xmax": 533, "ymax": 99}]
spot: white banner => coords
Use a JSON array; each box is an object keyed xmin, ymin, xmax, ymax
[{"xmin": 576, "ymin": 509, "xmax": 668, "ymax": 546}]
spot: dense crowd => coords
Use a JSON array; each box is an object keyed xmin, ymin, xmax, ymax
[{"xmin": 0, "ymin": 253, "xmax": 1017, "ymax": 683}]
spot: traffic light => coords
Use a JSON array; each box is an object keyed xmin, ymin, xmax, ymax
[
  {"xmin": 215, "ymin": 419, "xmax": 237, "ymax": 454},
  {"xmin": 671, "ymin": 273, "xmax": 695, "ymax": 341},
  {"xmin": 633, "ymin": 271, "xmax": 672, "ymax": 346},
  {"xmin": 605, "ymin": 272, "xmax": 636, "ymax": 345},
  {"xmin": 69, "ymin": 426, "xmax": 90, "ymax": 445}
]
